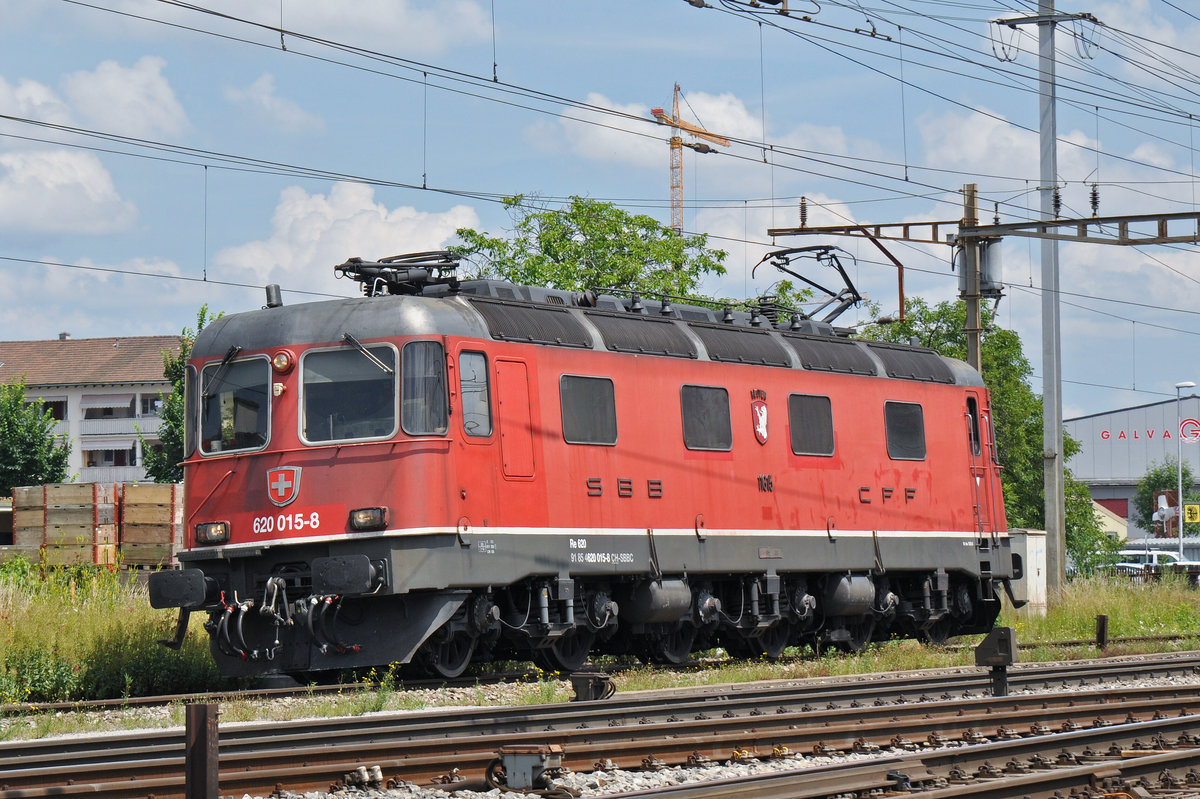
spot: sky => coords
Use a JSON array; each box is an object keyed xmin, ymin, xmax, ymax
[{"xmin": 2, "ymin": 0, "xmax": 1199, "ymax": 419}]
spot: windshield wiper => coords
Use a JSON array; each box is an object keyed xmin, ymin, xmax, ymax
[
  {"xmin": 342, "ymin": 332, "xmax": 394, "ymax": 374},
  {"xmin": 203, "ymin": 345, "xmax": 243, "ymax": 398}
]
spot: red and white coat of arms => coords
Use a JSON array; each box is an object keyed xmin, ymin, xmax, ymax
[{"xmin": 267, "ymin": 466, "xmax": 302, "ymax": 507}]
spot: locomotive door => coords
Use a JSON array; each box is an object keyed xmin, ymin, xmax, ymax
[
  {"xmin": 966, "ymin": 391, "xmax": 999, "ymax": 538},
  {"xmin": 495, "ymin": 359, "xmax": 536, "ymax": 479}
]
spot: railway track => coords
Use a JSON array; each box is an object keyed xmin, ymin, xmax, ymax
[
  {"xmin": 5, "ymin": 644, "xmax": 1198, "ymax": 718},
  {"xmin": 3, "ymin": 651, "xmax": 1200, "ymax": 798},
  {"xmin": 588, "ymin": 715, "xmax": 1200, "ymax": 798}
]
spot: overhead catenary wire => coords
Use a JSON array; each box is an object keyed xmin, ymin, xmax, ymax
[
  {"xmin": 48, "ymin": 0, "xmax": 1200, "ymax": 214},
  {"xmin": 6, "ymin": 1, "xmax": 1197, "ymax": 351}
]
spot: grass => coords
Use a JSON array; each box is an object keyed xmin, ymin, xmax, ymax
[
  {"xmin": 0, "ymin": 555, "xmax": 225, "ymax": 704},
  {"xmin": 3, "ymin": 565, "xmax": 1200, "ymax": 740}
]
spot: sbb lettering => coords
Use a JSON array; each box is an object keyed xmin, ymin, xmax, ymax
[{"xmin": 585, "ymin": 478, "xmax": 665, "ymax": 498}]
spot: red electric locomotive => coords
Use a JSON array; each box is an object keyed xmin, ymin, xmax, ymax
[{"xmin": 150, "ymin": 251, "xmax": 1023, "ymax": 678}]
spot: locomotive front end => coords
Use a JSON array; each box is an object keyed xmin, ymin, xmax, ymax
[{"xmin": 149, "ymin": 283, "xmax": 480, "ymax": 677}]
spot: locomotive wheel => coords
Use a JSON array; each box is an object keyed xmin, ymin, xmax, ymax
[
  {"xmin": 422, "ymin": 631, "xmax": 477, "ymax": 679},
  {"xmin": 535, "ymin": 628, "xmax": 595, "ymax": 673},
  {"xmin": 830, "ymin": 619, "xmax": 875, "ymax": 654},
  {"xmin": 917, "ymin": 616, "xmax": 955, "ymax": 645},
  {"xmin": 720, "ymin": 620, "xmax": 790, "ymax": 660},
  {"xmin": 718, "ymin": 630, "xmax": 757, "ymax": 659},
  {"xmin": 649, "ymin": 622, "xmax": 697, "ymax": 665},
  {"xmin": 756, "ymin": 620, "xmax": 791, "ymax": 659}
]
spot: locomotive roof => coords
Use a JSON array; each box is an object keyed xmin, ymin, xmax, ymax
[{"xmin": 192, "ymin": 282, "xmax": 983, "ymax": 387}]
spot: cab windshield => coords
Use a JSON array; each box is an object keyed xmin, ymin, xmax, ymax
[
  {"xmin": 302, "ymin": 345, "xmax": 398, "ymax": 442},
  {"xmin": 199, "ymin": 358, "xmax": 270, "ymax": 453}
]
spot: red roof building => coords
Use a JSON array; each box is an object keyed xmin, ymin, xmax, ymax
[{"xmin": 0, "ymin": 333, "xmax": 181, "ymax": 485}]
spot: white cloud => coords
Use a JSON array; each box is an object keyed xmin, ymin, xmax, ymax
[
  {"xmin": 224, "ymin": 74, "xmax": 323, "ymax": 133},
  {"xmin": 0, "ymin": 150, "xmax": 137, "ymax": 234},
  {"xmin": 62, "ymin": 56, "xmax": 187, "ymax": 139},
  {"xmin": 552, "ymin": 91, "xmax": 761, "ymax": 170},
  {"xmin": 548, "ymin": 90, "xmax": 875, "ymax": 208},
  {"xmin": 919, "ymin": 107, "xmax": 1035, "ymax": 178},
  {"xmin": 546, "ymin": 93, "xmax": 662, "ymax": 168},
  {"xmin": 0, "ymin": 76, "xmax": 72, "ymax": 127},
  {"xmin": 213, "ymin": 182, "xmax": 480, "ymax": 296}
]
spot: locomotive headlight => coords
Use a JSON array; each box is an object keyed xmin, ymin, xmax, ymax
[
  {"xmin": 271, "ymin": 350, "xmax": 295, "ymax": 373},
  {"xmin": 348, "ymin": 507, "xmax": 388, "ymax": 531},
  {"xmin": 195, "ymin": 521, "xmax": 230, "ymax": 545}
]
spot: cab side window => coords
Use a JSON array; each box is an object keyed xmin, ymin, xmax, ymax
[
  {"xmin": 459, "ymin": 351, "xmax": 492, "ymax": 437},
  {"xmin": 401, "ymin": 341, "xmax": 448, "ymax": 435}
]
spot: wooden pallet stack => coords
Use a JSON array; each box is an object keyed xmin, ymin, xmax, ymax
[
  {"xmin": 120, "ymin": 483, "xmax": 183, "ymax": 567},
  {"xmin": 12, "ymin": 483, "xmax": 119, "ymax": 566}
]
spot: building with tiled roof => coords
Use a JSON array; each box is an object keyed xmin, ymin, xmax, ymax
[{"xmin": 0, "ymin": 333, "xmax": 181, "ymax": 485}]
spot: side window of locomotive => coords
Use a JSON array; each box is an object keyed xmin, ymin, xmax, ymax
[
  {"xmin": 967, "ymin": 396, "xmax": 981, "ymax": 456},
  {"xmin": 560, "ymin": 375, "xmax": 617, "ymax": 445},
  {"xmin": 184, "ymin": 365, "xmax": 198, "ymax": 458},
  {"xmin": 302, "ymin": 345, "xmax": 397, "ymax": 443},
  {"xmin": 680, "ymin": 385, "xmax": 731, "ymax": 451},
  {"xmin": 401, "ymin": 341, "xmax": 449, "ymax": 435},
  {"xmin": 788, "ymin": 393, "xmax": 834, "ymax": 456},
  {"xmin": 199, "ymin": 358, "xmax": 270, "ymax": 454},
  {"xmin": 459, "ymin": 351, "xmax": 492, "ymax": 437},
  {"xmin": 884, "ymin": 401, "xmax": 926, "ymax": 461}
]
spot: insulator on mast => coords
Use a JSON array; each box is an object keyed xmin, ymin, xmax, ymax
[
  {"xmin": 1052, "ymin": 186, "xmax": 1062, "ymax": 218},
  {"xmin": 993, "ymin": 201, "xmax": 1000, "ymax": 226},
  {"xmin": 1090, "ymin": 183, "xmax": 1099, "ymax": 217}
]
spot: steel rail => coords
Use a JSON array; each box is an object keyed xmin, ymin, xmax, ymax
[
  {"xmin": 5, "ymin": 646, "xmax": 1199, "ymax": 717},
  {"xmin": 574, "ymin": 715, "xmax": 1200, "ymax": 798},
  {"xmin": 3, "ymin": 652, "xmax": 1200, "ymax": 769},
  {"xmin": 5, "ymin": 679, "xmax": 1200, "ymax": 797}
]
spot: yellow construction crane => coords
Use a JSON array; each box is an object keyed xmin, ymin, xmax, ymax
[{"xmin": 651, "ymin": 84, "xmax": 730, "ymax": 235}]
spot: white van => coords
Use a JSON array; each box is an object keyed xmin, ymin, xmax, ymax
[{"xmin": 1113, "ymin": 548, "xmax": 1200, "ymax": 574}]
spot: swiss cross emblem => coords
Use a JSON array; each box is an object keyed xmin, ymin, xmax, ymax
[
  {"xmin": 267, "ymin": 466, "xmax": 302, "ymax": 507},
  {"xmin": 751, "ymin": 389, "xmax": 768, "ymax": 445}
]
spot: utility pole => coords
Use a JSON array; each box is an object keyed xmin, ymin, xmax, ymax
[
  {"xmin": 994, "ymin": 2, "xmax": 1099, "ymax": 593},
  {"xmin": 962, "ymin": 184, "xmax": 982, "ymax": 372}
]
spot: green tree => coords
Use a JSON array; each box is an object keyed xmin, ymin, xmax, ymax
[
  {"xmin": 139, "ymin": 306, "xmax": 217, "ymax": 484},
  {"xmin": 856, "ymin": 298, "xmax": 1105, "ymax": 564},
  {"xmin": 1065, "ymin": 477, "xmax": 1119, "ymax": 574},
  {"xmin": 1132, "ymin": 457, "xmax": 1197, "ymax": 536},
  {"xmin": 453, "ymin": 195, "xmax": 727, "ymax": 297},
  {"xmin": 0, "ymin": 377, "xmax": 71, "ymax": 496}
]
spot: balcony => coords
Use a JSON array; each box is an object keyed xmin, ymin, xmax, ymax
[
  {"xmin": 80, "ymin": 465, "xmax": 149, "ymax": 483},
  {"xmin": 80, "ymin": 416, "xmax": 162, "ymax": 438}
]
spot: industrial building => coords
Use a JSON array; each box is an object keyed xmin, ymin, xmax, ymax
[{"xmin": 1065, "ymin": 395, "xmax": 1200, "ymax": 539}]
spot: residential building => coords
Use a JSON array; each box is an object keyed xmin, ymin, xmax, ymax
[{"xmin": 0, "ymin": 333, "xmax": 181, "ymax": 485}]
